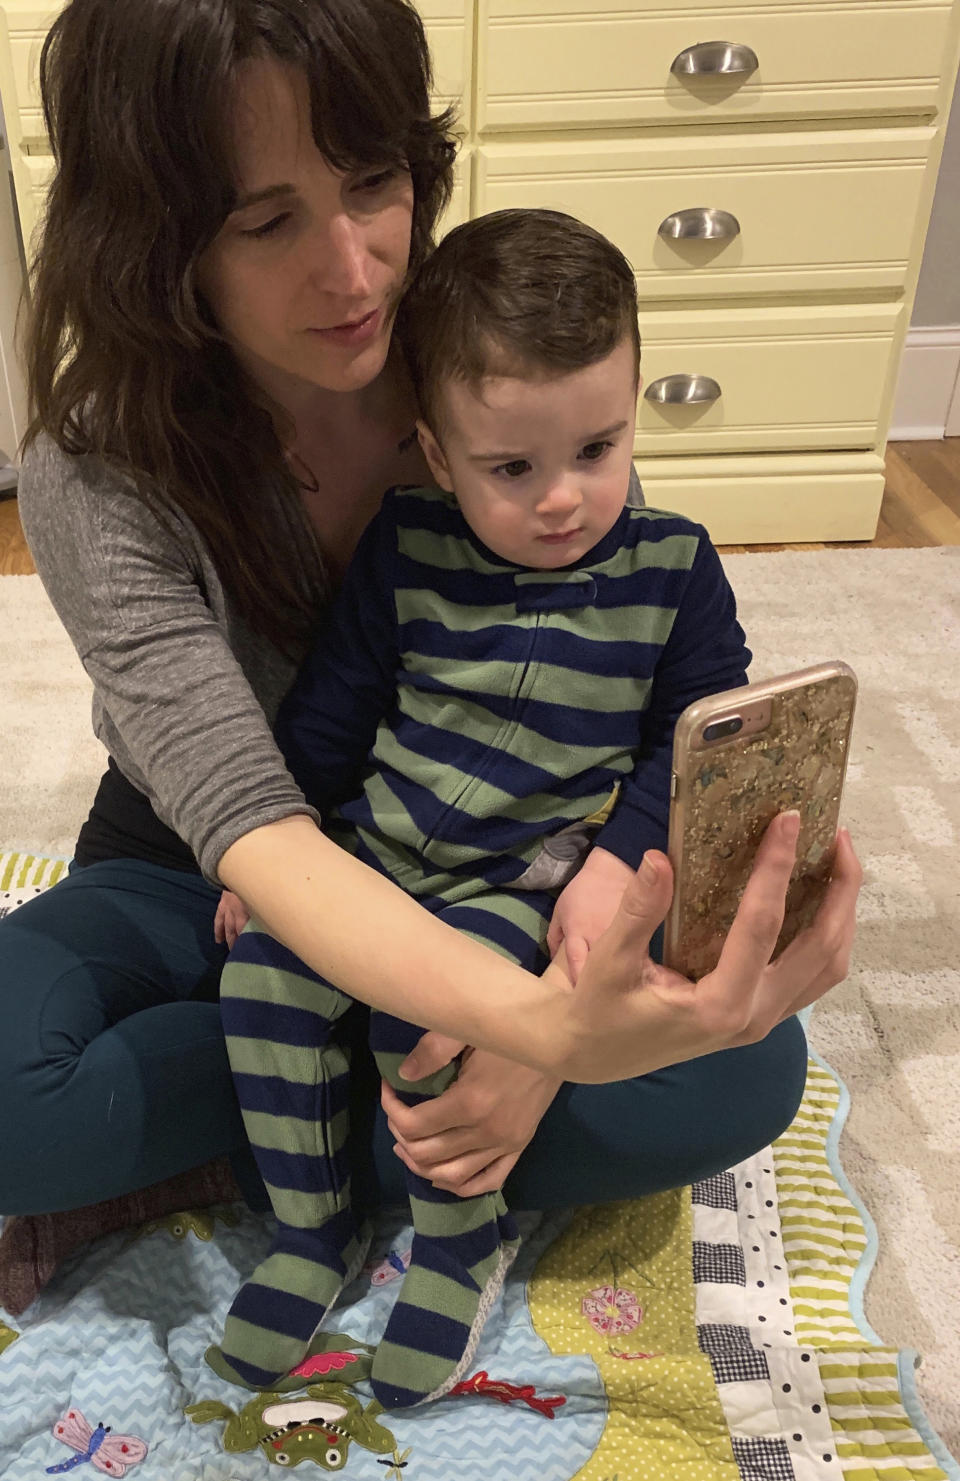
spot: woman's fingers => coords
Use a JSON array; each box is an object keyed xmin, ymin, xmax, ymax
[
  {"xmin": 701, "ymin": 812, "xmax": 800, "ymax": 1034},
  {"xmin": 449, "ymin": 1154, "xmax": 516, "ymax": 1198},
  {"xmin": 389, "ymin": 1123, "xmax": 478, "ymax": 1166},
  {"xmin": 399, "ymin": 1144, "xmax": 513, "ymax": 1195},
  {"xmin": 398, "ymin": 1030, "xmax": 467, "ymax": 1082},
  {"xmin": 392, "ymin": 1138, "xmax": 493, "ymax": 1188},
  {"xmin": 381, "ymin": 1079, "xmax": 472, "ymax": 1147},
  {"xmin": 768, "ymin": 827, "xmax": 863, "ymax": 1018}
]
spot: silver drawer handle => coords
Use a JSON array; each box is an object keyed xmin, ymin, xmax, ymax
[
  {"xmin": 671, "ymin": 41, "xmax": 759, "ymax": 77},
  {"xmin": 658, "ymin": 208, "xmax": 741, "ymax": 241},
  {"xmin": 644, "ymin": 374, "xmax": 722, "ymax": 405}
]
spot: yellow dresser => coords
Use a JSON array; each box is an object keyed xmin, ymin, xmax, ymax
[{"xmin": 2, "ymin": 0, "xmax": 959, "ymax": 540}]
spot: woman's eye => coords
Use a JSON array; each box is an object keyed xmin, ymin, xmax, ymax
[
  {"xmin": 355, "ymin": 166, "xmax": 400, "ymax": 193},
  {"xmin": 493, "ymin": 459, "xmax": 531, "ymax": 479},
  {"xmin": 242, "ymin": 213, "xmax": 290, "ymax": 240},
  {"xmin": 580, "ymin": 440, "xmax": 613, "ymax": 461}
]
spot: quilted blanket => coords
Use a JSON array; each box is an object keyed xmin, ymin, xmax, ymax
[{"xmin": 1, "ymin": 851, "xmax": 957, "ymax": 1481}]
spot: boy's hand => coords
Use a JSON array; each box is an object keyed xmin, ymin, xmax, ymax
[
  {"xmin": 546, "ymin": 846, "xmax": 638, "ymax": 984},
  {"xmin": 214, "ymin": 889, "xmax": 251, "ymax": 949}
]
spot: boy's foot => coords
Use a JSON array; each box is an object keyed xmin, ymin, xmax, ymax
[
  {"xmin": 369, "ymin": 1190, "xmax": 520, "ymax": 1408},
  {"xmin": 205, "ymin": 1211, "xmax": 373, "ymax": 1390}
]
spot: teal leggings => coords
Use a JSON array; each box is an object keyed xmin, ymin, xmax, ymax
[{"xmin": 0, "ymin": 858, "xmax": 808, "ymax": 1217}]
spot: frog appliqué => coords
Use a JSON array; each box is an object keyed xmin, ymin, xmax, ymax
[{"xmin": 186, "ymin": 1383, "xmax": 396, "ymax": 1469}]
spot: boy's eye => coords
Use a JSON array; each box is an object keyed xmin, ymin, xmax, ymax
[
  {"xmin": 493, "ymin": 459, "xmax": 531, "ymax": 479},
  {"xmin": 580, "ymin": 440, "xmax": 613, "ymax": 461},
  {"xmin": 242, "ymin": 213, "xmax": 290, "ymax": 240}
]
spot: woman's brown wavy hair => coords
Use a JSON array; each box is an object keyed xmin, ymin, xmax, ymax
[{"xmin": 21, "ymin": 0, "xmax": 457, "ymax": 652}]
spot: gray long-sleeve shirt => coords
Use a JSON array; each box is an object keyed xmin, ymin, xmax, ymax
[
  {"xmin": 18, "ymin": 434, "xmax": 322, "ymax": 882},
  {"xmin": 18, "ymin": 433, "xmax": 645, "ymax": 885}
]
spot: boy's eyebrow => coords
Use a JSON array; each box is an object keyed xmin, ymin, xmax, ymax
[
  {"xmin": 467, "ymin": 420, "xmax": 631, "ymax": 463},
  {"xmin": 230, "ymin": 183, "xmax": 298, "ymax": 213}
]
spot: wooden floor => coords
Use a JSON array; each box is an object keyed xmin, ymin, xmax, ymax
[
  {"xmin": 2, "ymin": 438, "xmax": 959, "ymax": 575},
  {"xmin": 719, "ymin": 439, "xmax": 960, "ymax": 553},
  {"xmin": 0, "ymin": 489, "xmax": 33, "ymax": 574}
]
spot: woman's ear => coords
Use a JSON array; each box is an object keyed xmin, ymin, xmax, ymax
[{"xmin": 417, "ymin": 419, "xmax": 455, "ymax": 492}]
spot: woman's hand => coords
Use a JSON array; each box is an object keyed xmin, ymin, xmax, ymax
[
  {"xmin": 381, "ymin": 1048, "xmax": 563, "ymax": 1197},
  {"xmin": 554, "ymin": 812, "xmax": 862, "ymax": 1083},
  {"xmin": 214, "ymin": 889, "xmax": 251, "ymax": 949},
  {"xmin": 546, "ymin": 846, "xmax": 638, "ymax": 983}
]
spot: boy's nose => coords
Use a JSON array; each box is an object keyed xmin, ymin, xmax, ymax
[{"xmin": 536, "ymin": 477, "xmax": 583, "ymax": 514}]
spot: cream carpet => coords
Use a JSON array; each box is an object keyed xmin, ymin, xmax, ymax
[
  {"xmin": 0, "ymin": 574, "xmax": 105, "ymax": 853},
  {"xmin": 1, "ymin": 551, "xmax": 958, "ymax": 1455}
]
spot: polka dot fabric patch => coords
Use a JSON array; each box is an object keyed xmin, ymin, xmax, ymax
[
  {"xmin": 523, "ymin": 1059, "xmax": 954, "ymax": 1481},
  {"xmin": 0, "ymin": 850, "xmax": 68, "ymax": 919}
]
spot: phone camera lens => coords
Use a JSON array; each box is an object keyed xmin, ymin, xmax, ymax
[{"xmin": 703, "ymin": 715, "xmax": 744, "ymax": 742}]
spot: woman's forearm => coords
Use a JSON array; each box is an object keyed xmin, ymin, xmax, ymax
[{"xmin": 218, "ymin": 815, "xmax": 577, "ymax": 1076}]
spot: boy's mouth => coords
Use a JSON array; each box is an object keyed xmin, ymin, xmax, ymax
[{"xmin": 537, "ymin": 528, "xmax": 582, "ymax": 545}]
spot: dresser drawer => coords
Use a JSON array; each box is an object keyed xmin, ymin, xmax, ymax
[
  {"xmin": 415, "ymin": 0, "xmax": 472, "ymax": 115},
  {"xmin": 479, "ymin": 128, "xmax": 933, "ymax": 299},
  {"xmin": 634, "ymin": 302, "xmax": 902, "ymax": 454},
  {"xmin": 1, "ymin": 3, "xmax": 55, "ymax": 144},
  {"xmin": 635, "ymin": 450, "xmax": 886, "ymax": 542},
  {"xmin": 478, "ymin": 0, "xmax": 954, "ymax": 131},
  {"xmin": 0, "ymin": 0, "xmax": 470, "ymax": 142}
]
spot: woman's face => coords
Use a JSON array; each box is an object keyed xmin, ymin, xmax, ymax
[{"xmin": 198, "ymin": 55, "xmax": 414, "ymax": 403}]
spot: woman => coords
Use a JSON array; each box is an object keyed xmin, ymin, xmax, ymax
[{"xmin": 0, "ymin": 0, "xmax": 860, "ymax": 1315}]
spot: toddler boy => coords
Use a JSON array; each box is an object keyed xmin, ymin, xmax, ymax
[{"xmin": 209, "ymin": 208, "xmax": 751, "ymax": 1407}]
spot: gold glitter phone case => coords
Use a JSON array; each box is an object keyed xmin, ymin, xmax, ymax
[{"xmin": 664, "ymin": 661, "xmax": 857, "ymax": 981}]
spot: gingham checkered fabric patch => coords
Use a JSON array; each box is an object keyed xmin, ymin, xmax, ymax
[
  {"xmin": 693, "ymin": 1241, "xmax": 746, "ymax": 1286},
  {"xmin": 731, "ymin": 1435, "xmax": 797, "ymax": 1481},
  {"xmin": 697, "ymin": 1322, "xmax": 772, "ymax": 1385},
  {"xmin": 691, "ymin": 1171, "xmax": 738, "ymax": 1210}
]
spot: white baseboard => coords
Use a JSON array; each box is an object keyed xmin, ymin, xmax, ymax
[
  {"xmin": 890, "ymin": 324, "xmax": 960, "ymax": 440},
  {"xmin": 948, "ymin": 361, "xmax": 960, "ymax": 438}
]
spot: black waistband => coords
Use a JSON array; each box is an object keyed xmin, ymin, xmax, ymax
[{"xmin": 74, "ymin": 757, "xmax": 200, "ymax": 874}]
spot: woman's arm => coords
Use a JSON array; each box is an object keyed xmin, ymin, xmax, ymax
[
  {"xmin": 18, "ymin": 437, "xmax": 320, "ymax": 881},
  {"xmin": 218, "ymin": 813, "xmax": 571, "ymax": 1067},
  {"xmin": 219, "ymin": 808, "xmax": 862, "ymax": 1083}
]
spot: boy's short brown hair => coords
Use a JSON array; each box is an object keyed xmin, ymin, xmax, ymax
[{"xmin": 397, "ymin": 208, "xmax": 641, "ymax": 435}]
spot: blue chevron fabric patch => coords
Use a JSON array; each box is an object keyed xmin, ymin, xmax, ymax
[
  {"xmin": 2, "ymin": 1076, "xmax": 958, "ymax": 1480},
  {"xmin": 0, "ymin": 865, "xmax": 955, "ymax": 1481},
  {"xmin": 0, "ymin": 1205, "xmax": 605, "ymax": 1481}
]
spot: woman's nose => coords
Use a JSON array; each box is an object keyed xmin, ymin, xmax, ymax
[{"xmin": 309, "ymin": 214, "xmax": 372, "ymax": 298}]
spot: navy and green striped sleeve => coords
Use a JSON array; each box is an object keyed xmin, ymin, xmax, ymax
[
  {"xmin": 596, "ymin": 533, "xmax": 751, "ymax": 870},
  {"xmin": 274, "ymin": 496, "xmax": 401, "ymax": 813}
]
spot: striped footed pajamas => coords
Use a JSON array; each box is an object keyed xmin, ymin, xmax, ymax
[{"xmin": 207, "ymin": 884, "xmax": 553, "ymax": 1408}]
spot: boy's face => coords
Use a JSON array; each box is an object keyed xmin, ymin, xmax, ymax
[{"xmin": 417, "ymin": 336, "xmax": 640, "ymax": 569}]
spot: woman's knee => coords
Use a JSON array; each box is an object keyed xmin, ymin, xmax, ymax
[
  {"xmin": 741, "ymin": 1013, "xmax": 809, "ymax": 1144},
  {"xmin": 0, "ymin": 925, "xmax": 129, "ymax": 1205},
  {"xmin": 679, "ymin": 1014, "xmax": 809, "ymax": 1175},
  {"xmin": 506, "ymin": 1015, "xmax": 810, "ymax": 1209}
]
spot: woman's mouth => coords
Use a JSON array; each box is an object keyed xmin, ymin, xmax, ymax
[{"xmin": 309, "ymin": 307, "xmax": 383, "ymax": 347}]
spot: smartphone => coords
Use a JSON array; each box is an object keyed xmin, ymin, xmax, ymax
[{"xmin": 663, "ymin": 661, "xmax": 857, "ymax": 981}]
